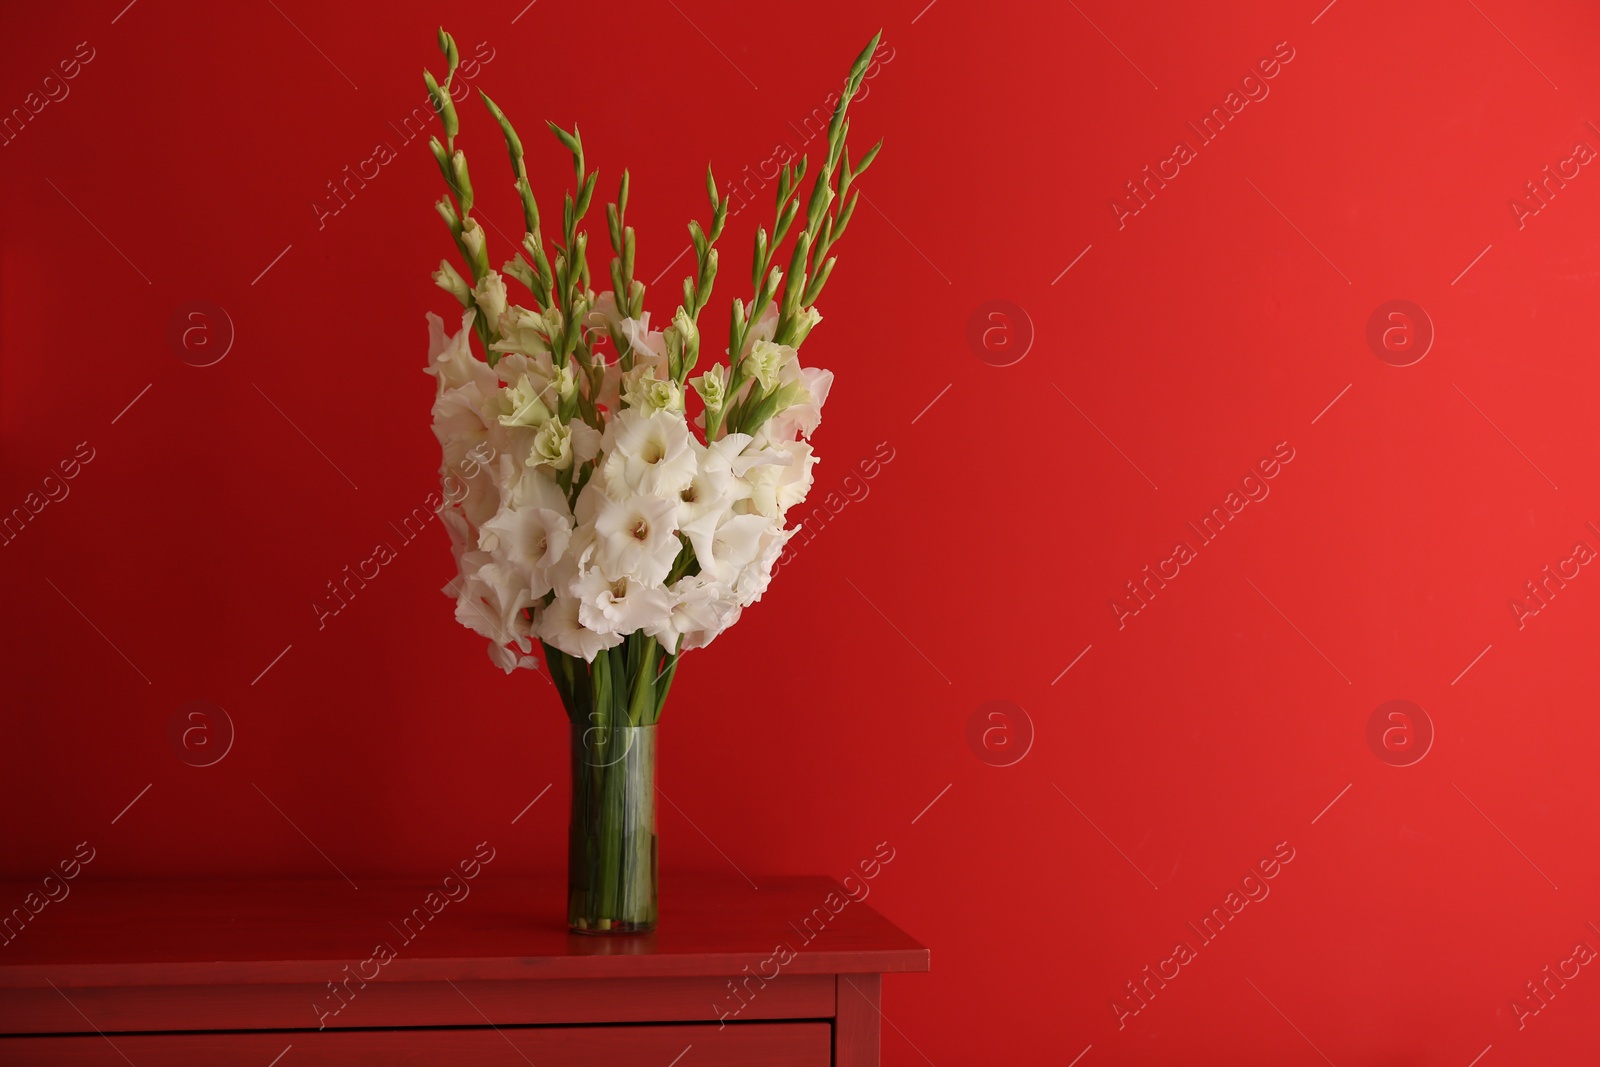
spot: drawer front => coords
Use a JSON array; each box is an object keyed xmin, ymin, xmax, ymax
[
  {"xmin": 0, "ymin": 975, "xmax": 836, "ymax": 1033},
  {"xmin": 0, "ymin": 1023, "xmax": 831, "ymax": 1066}
]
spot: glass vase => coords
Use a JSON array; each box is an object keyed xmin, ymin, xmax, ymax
[{"xmin": 568, "ymin": 722, "xmax": 657, "ymax": 934}]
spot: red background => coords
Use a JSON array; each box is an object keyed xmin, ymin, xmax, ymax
[{"xmin": 5, "ymin": 0, "xmax": 1600, "ymax": 1062}]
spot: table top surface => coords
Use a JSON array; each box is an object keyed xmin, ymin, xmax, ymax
[{"xmin": 0, "ymin": 874, "xmax": 929, "ymax": 987}]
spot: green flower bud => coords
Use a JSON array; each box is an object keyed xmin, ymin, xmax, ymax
[
  {"xmin": 452, "ymin": 150, "xmax": 474, "ymax": 212},
  {"xmin": 791, "ymin": 305, "xmax": 823, "ymax": 346},
  {"xmin": 437, "ymin": 27, "xmax": 459, "ymax": 73},
  {"xmin": 434, "ymin": 196, "xmax": 461, "ymax": 236},
  {"xmin": 423, "ymin": 70, "xmax": 458, "ymax": 138},
  {"xmin": 670, "ymin": 306, "xmax": 698, "ymax": 349},
  {"xmin": 433, "ymin": 259, "xmax": 471, "ymax": 306},
  {"xmin": 554, "ymin": 363, "xmax": 579, "ymax": 404},
  {"xmin": 461, "ymin": 218, "xmax": 488, "ymax": 277},
  {"xmin": 504, "ymin": 254, "xmax": 536, "ymax": 291}
]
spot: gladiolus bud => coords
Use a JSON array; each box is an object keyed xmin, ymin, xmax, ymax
[
  {"xmin": 433, "ymin": 260, "xmax": 471, "ymax": 306},
  {"xmin": 461, "ymin": 218, "xmax": 488, "ymax": 276},
  {"xmin": 692, "ymin": 365, "xmax": 727, "ymax": 412}
]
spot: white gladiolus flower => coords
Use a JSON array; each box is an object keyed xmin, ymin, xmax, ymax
[
  {"xmin": 591, "ymin": 492, "xmax": 681, "ymax": 586},
  {"xmin": 676, "ymin": 458, "xmax": 737, "ymax": 529},
  {"xmin": 429, "ymin": 320, "xmax": 509, "ymax": 530},
  {"xmin": 601, "ymin": 410, "xmax": 697, "ymax": 499},
  {"xmin": 529, "ymin": 419, "xmax": 574, "ymax": 470},
  {"xmin": 586, "ymin": 291, "xmax": 626, "ymax": 335},
  {"xmin": 448, "ymin": 458, "xmax": 503, "ymax": 530},
  {"xmin": 682, "ymin": 602, "xmax": 741, "ymax": 651},
  {"xmin": 487, "ymin": 642, "xmax": 542, "ymax": 673},
  {"xmin": 707, "ymin": 433, "xmax": 789, "ymax": 481},
  {"xmin": 473, "ymin": 270, "xmax": 509, "ymax": 329},
  {"xmin": 620, "ymin": 315, "xmax": 668, "ymax": 374},
  {"xmin": 746, "ymin": 339, "xmax": 796, "ymax": 392},
  {"xmin": 451, "ymin": 551, "xmax": 535, "ymax": 650},
  {"xmin": 732, "ymin": 524, "xmax": 794, "ymax": 606},
  {"xmin": 741, "ymin": 305, "xmax": 779, "ymax": 355},
  {"xmin": 438, "ymin": 505, "xmax": 473, "ymax": 573},
  {"xmin": 691, "ymin": 364, "xmax": 727, "ymax": 413},
  {"xmin": 499, "ymin": 374, "xmax": 553, "ymax": 428},
  {"xmin": 478, "ymin": 505, "xmax": 571, "ymax": 598},
  {"xmin": 680, "ymin": 511, "xmax": 769, "ymax": 584},
  {"xmin": 765, "ymin": 365, "xmax": 834, "ymax": 444},
  {"xmin": 740, "ymin": 441, "xmax": 815, "ymax": 520},
  {"xmin": 622, "ymin": 366, "xmax": 684, "ymax": 416},
  {"xmin": 646, "ymin": 574, "xmax": 735, "ymax": 653},
  {"xmin": 492, "ymin": 350, "xmax": 535, "ymax": 387},
  {"xmin": 434, "ymin": 395, "xmax": 502, "ymax": 529},
  {"xmin": 500, "ymin": 461, "xmax": 569, "ymax": 513},
  {"xmin": 774, "ymin": 441, "xmax": 818, "ymax": 516},
  {"xmin": 544, "ymin": 524, "xmax": 598, "ymax": 602},
  {"xmin": 573, "ymin": 570, "xmax": 673, "ymax": 636},
  {"xmin": 432, "ymin": 384, "xmax": 491, "ymax": 456},
  {"xmin": 495, "ymin": 353, "xmax": 582, "ymax": 431},
  {"xmin": 425, "ymin": 310, "xmax": 490, "ymax": 393},
  {"xmin": 595, "ymin": 356, "xmax": 624, "ymax": 412},
  {"xmin": 502, "ymin": 254, "xmax": 537, "ymax": 292},
  {"xmin": 570, "ymin": 420, "xmax": 602, "ymax": 466},
  {"xmin": 491, "ymin": 307, "xmax": 552, "ymax": 357},
  {"xmin": 536, "ymin": 594, "xmax": 624, "ymax": 660}
]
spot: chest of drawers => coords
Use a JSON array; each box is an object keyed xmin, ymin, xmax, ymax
[{"xmin": 0, "ymin": 875, "xmax": 928, "ymax": 1065}]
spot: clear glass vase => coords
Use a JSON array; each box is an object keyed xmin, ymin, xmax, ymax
[{"xmin": 568, "ymin": 722, "xmax": 657, "ymax": 934}]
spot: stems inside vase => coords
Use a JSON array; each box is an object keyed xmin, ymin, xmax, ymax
[{"xmin": 568, "ymin": 722, "xmax": 656, "ymax": 933}]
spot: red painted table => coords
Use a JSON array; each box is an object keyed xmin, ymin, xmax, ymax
[{"xmin": 0, "ymin": 875, "xmax": 928, "ymax": 1065}]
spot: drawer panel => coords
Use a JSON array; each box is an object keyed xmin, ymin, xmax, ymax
[
  {"xmin": 0, "ymin": 1022, "xmax": 832, "ymax": 1066},
  {"xmin": 0, "ymin": 974, "xmax": 835, "ymax": 1032}
]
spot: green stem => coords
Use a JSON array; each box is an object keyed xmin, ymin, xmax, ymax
[{"xmin": 653, "ymin": 653, "xmax": 681, "ymax": 718}]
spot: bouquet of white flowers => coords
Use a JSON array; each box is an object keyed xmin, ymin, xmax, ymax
[
  {"xmin": 423, "ymin": 27, "xmax": 880, "ymax": 726},
  {"xmin": 421, "ymin": 27, "xmax": 880, "ymax": 933}
]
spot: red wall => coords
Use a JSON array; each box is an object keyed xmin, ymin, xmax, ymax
[{"xmin": 5, "ymin": 0, "xmax": 1600, "ymax": 1062}]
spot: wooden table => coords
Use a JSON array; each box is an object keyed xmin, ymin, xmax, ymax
[{"xmin": 0, "ymin": 874, "xmax": 928, "ymax": 1065}]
